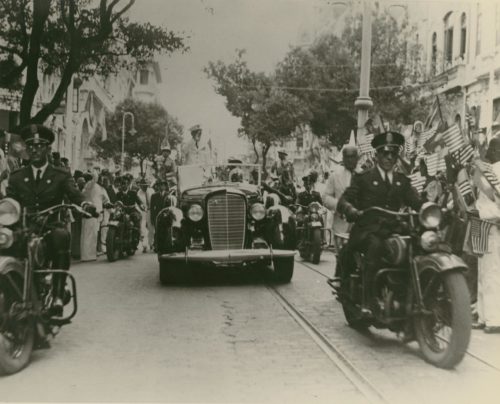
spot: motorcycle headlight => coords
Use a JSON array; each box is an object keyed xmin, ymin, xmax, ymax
[
  {"xmin": 0, "ymin": 198, "xmax": 21, "ymax": 226},
  {"xmin": 418, "ymin": 202, "xmax": 442, "ymax": 229},
  {"xmin": 309, "ymin": 201, "xmax": 321, "ymax": 213},
  {"xmin": 310, "ymin": 212, "xmax": 320, "ymax": 221},
  {"xmin": 420, "ymin": 231, "xmax": 441, "ymax": 252},
  {"xmin": 187, "ymin": 204, "xmax": 203, "ymax": 222},
  {"xmin": 250, "ymin": 203, "xmax": 266, "ymax": 221},
  {"xmin": 0, "ymin": 227, "xmax": 14, "ymax": 249}
]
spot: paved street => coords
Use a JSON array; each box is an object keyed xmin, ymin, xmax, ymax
[{"xmin": 1, "ymin": 251, "xmax": 499, "ymax": 403}]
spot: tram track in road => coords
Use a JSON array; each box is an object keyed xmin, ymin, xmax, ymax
[
  {"xmin": 296, "ymin": 256, "xmax": 500, "ymax": 373},
  {"xmin": 267, "ymin": 283, "xmax": 387, "ymax": 404}
]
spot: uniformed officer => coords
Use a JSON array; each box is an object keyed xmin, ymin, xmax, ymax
[
  {"xmin": 7, "ymin": 124, "xmax": 96, "ymax": 315},
  {"xmin": 297, "ymin": 174, "xmax": 323, "ymax": 206},
  {"xmin": 157, "ymin": 145, "xmax": 177, "ymax": 185},
  {"xmin": 271, "ymin": 147, "xmax": 295, "ymax": 184},
  {"xmin": 338, "ymin": 131, "xmax": 422, "ymax": 313}
]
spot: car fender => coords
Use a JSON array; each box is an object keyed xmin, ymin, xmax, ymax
[
  {"xmin": 268, "ymin": 205, "xmax": 291, "ymax": 224},
  {"xmin": 157, "ymin": 206, "xmax": 183, "ymax": 228}
]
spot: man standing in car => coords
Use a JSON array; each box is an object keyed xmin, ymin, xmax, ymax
[
  {"xmin": 338, "ymin": 132, "xmax": 422, "ymax": 314},
  {"xmin": 7, "ymin": 124, "xmax": 95, "ymax": 316}
]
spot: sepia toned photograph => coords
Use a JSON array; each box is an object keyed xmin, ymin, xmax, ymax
[{"xmin": 0, "ymin": 0, "xmax": 499, "ymax": 403}]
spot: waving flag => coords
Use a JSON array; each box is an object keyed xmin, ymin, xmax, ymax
[
  {"xmin": 425, "ymin": 152, "xmax": 446, "ymax": 176},
  {"xmin": 469, "ymin": 216, "xmax": 494, "ymax": 255},
  {"xmin": 417, "ymin": 128, "xmax": 435, "ymax": 150},
  {"xmin": 442, "ymin": 124, "xmax": 465, "ymax": 153},
  {"xmin": 409, "ymin": 172, "xmax": 426, "ymax": 193},
  {"xmin": 450, "ymin": 144, "xmax": 474, "ymax": 166},
  {"xmin": 358, "ymin": 133, "xmax": 375, "ymax": 158}
]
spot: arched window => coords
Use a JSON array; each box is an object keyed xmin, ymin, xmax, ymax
[
  {"xmin": 443, "ymin": 12, "xmax": 453, "ymax": 65},
  {"xmin": 431, "ymin": 32, "xmax": 437, "ymax": 76},
  {"xmin": 460, "ymin": 13, "xmax": 466, "ymax": 58}
]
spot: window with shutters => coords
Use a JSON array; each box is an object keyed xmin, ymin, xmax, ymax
[
  {"xmin": 443, "ymin": 12, "xmax": 453, "ymax": 66},
  {"xmin": 460, "ymin": 13, "xmax": 467, "ymax": 58}
]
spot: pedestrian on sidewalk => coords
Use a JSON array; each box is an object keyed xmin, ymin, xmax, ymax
[
  {"xmin": 137, "ymin": 177, "xmax": 155, "ymax": 252},
  {"xmin": 474, "ymin": 135, "xmax": 500, "ymax": 333}
]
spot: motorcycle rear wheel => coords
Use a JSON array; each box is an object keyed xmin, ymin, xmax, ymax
[
  {"xmin": 414, "ymin": 271, "xmax": 471, "ymax": 369},
  {"xmin": 310, "ymin": 228, "xmax": 322, "ymax": 264},
  {"xmin": 106, "ymin": 227, "xmax": 121, "ymax": 262},
  {"xmin": 0, "ymin": 270, "xmax": 35, "ymax": 375}
]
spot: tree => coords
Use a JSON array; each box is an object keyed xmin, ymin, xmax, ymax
[
  {"xmin": 205, "ymin": 50, "xmax": 310, "ymax": 170},
  {"xmin": 0, "ymin": 0, "xmax": 187, "ymax": 125},
  {"xmin": 275, "ymin": 5, "xmax": 428, "ymax": 147},
  {"xmin": 93, "ymin": 98, "xmax": 183, "ymax": 174}
]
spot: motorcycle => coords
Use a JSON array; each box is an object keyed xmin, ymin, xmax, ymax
[
  {"xmin": 294, "ymin": 201, "xmax": 328, "ymax": 264},
  {"xmin": 0, "ymin": 200, "xmax": 93, "ymax": 375},
  {"xmin": 333, "ymin": 203, "xmax": 472, "ymax": 369},
  {"xmin": 104, "ymin": 202, "xmax": 141, "ymax": 262}
]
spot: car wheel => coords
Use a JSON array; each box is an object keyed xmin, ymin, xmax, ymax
[{"xmin": 271, "ymin": 256, "xmax": 294, "ymax": 284}]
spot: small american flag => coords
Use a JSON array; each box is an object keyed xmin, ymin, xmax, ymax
[
  {"xmin": 457, "ymin": 178, "xmax": 473, "ymax": 198},
  {"xmin": 425, "ymin": 152, "xmax": 447, "ymax": 176},
  {"xmin": 358, "ymin": 133, "xmax": 375, "ymax": 158},
  {"xmin": 417, "ymin": 129, "xmax": 435, "ymax": 150},
  {"xmin": 450, "ymin": 144, "xmax": 474, "ymax": 166},
  {"xmin": 410, "ymin": 172, "xmax": 426, "ymax": 193},
  {"xmin": 405, "ymin": 138, "xmax": 416, "ymax": 158},
  {"xmin": 442, "ymin": 124, "xmax": 465, "ymax": 153},
  {"xmin": 469, "ymin": 216, "xmax": 494, "ymax": 255}
]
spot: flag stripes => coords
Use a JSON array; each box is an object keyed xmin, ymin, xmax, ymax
[
  {"xmin": 358, "ymin": 133, "xmax": 375, "ymax": 158},
  {"xmin": 469, "ymin": 216, "xmax": 493, "ymax": 255},
  {"xmin": 457, "ymin": 179, "xmax": 473, "ymax": 198},
  {"xmin": 417, "ymin": 129, "xmax": 435, "ymax": 150},
  {"xmin": 424, "ymin": 152, "xmax": 446, "ymax": 176},
  {"xmin": 476, "ymin": 160, "xmax": 500, "ymax": 195},
  {"xmin": 410, "ymin": 172, "xmax": 426, "ymax": 193},
  {"xmin": 442, "ymin": 124, "xmax": 464, "ymax": 153},
  {"xmin": 450, "ymin": 144, "xmax": 474, "ymax": 166}
]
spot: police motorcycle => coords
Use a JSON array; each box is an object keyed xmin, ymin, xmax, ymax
[
  {"xmin": 0, "ymin": 199, "xmax": 94, "ymax": 375},
  {"xmin": 105, "ymin": 201, "xmax": 141, "ymax": 262},
  {"xmin": 334, "ymin": 203, "xmax": 471, "ymax": 369},
  {"xmin": 294, "ymin": 201, "xmax": 327, "ymax": 264}
]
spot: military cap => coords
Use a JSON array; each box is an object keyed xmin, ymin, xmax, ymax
[
  {"xmin": 277, "ymin": 147, "xmax": 287, "ymax": 156},
  {"xmin": 19, "ymin": 124, "xmax": 55, "ymax": 145},
  {"xmin": 302, "ymin": 174, "xmax": 310, "ymax": 182},
  {"xmin": 228, "ymin": 157, "xmax": 242, "ymax": 164},
  {"xmin": 190, "ymin": 124, "xmax": 202, "ymax": 134},
  {"xmin": 160, "ymin": 145, "xmax": 171, "ymax": 152},
  {"xmin": 371, "ymin": 131, "xmax": 405, "ymax": 151},
  {"xmin": 137, "ymin": 177, "xmax": 150, "ymax": 185}
]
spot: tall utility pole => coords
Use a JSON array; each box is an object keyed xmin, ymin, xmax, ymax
[
  {"xmin": 121, "ymin": 111, "xmax": 136, "ymax": 172},
  {"xmin": 354, "ymin": 0, "xmax": 373, "ymax": 141}
]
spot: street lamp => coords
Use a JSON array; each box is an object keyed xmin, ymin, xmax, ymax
[{"xmin": 121, "ymin": 111, "xmax": 136, "ymax": 172}]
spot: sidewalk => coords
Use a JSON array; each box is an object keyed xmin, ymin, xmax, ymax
[{"xmin": 468, "ymin": 329, "xmax": 500, "ymax": 369}]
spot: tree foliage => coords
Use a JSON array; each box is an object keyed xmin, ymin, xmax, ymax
[
  {"xmin": 0, "ymin": 0, "xmax": 187, "ymax": 125},
  {"xmin": 205, "ymin": 50, "xmax": 310, "ymax": 168},
  {"xmin": 93, "ymin": 98, "xmax": 183, "ymax": 173},
  {"xmin": 276, "ymin": 5, "xmax": 428, "ymax": 147}
]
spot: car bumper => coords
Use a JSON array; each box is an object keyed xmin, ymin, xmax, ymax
[{"xmin": 159, "ymin": 248, "xmax": 295, "ymax": 266}]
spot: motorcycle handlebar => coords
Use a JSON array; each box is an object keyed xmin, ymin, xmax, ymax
[
  {"xmin": 361, "ymin": 206, "xmax": 416, "ymax": 217},
  {"xmin": 29, "ymin": 203, "xmax": 94, "ymax": 218}
]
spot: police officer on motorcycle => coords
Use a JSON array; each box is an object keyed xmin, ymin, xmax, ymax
[
  {"xmin": 6, "ymin": 124, "xmax": 96, "ymax": 315},
  {"xmin": 338, "ymin": 131, "xmax": 422, "ymax": 314},
  {"xmin": 297, "ymin": 173, "xmax": 323, "ymax": 206}
]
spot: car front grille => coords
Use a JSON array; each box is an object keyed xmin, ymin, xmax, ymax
[{"xmin": 207, "ymin": 193, "xmax": 246, "ymax": 250}]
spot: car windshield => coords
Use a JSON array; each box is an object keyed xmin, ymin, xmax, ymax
[{"xmin": 177, "ymin": 164, "xmax": 262, "ymax": 192}]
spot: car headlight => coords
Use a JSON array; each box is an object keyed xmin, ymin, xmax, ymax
[
  {"xmin": 188, "ymin": 204, "xmax": 203, "ymax": 222},
  {"xmin": 0, "ymin": 198, "xmax": 21, "ymax": 226},
  {"xmin": 0, "ymin": 227, "xmax": 14, "ymax": 249},
  {"xmin": 418, "ymin": 202, "xmax": 442, "ymax": 229},
  {"xmin": 250, "ymin": 203, "xmax": 266, "ymax": 221},
  {"xmin": 420, "ymin": 230, "xmax": 440, "ymax": 252}
]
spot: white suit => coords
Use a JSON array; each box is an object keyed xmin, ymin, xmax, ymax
[{"xmin": 322, "ymin": 165, "xmax": 354, "ymax": 236}]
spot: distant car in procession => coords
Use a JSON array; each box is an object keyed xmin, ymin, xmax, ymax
[{"xmin": 155, "ymin": 163, "xmax": 296, "ymax": 284}]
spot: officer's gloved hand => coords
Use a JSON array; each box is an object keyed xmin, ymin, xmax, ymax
[
  {"xmin": 345, "ymin": 206, "xmax": 362, "ymax": 222},
  {"xmin": 83, "ymin": 202, "xmax": 98, "ymax": 218},
  {"xmin": 104, "ymin": 202, "xmax": 114, "ymax": 210}
]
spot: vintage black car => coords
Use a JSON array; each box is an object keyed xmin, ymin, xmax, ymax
[{"xmin": 155, "ymin": 164, "xmax": 296, "ymax": 284}]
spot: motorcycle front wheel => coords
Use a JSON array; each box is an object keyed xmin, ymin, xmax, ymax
[
  {"xmin": 310, "ymin": 228, "xmax": 322, "ymax": 264},
  {"xmin": 0, "ymin": 269, "xmax": 35, "ymax": 375},
  {"xmin": 414, "ymin": 271, "xmax": 471, "ymax": 369},
  {"xmin": 106, "ymin": 227, "xmax": 121, "ymax": 262}
]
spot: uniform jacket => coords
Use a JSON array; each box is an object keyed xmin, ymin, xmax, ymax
[
  {"xmin": 271, "ymin": 160, "xmax": 295, "ymax": 182},
  {"xmin": 338, "ymin": 166, "xmax": 422, "ymax": 246},
  {"xmin": 150, "ymin": 191, "xmax": 171, "ymax": 225},
  {"xmin": 181, "ymin": 139, "xmax": 211, "ymax": 166},
  {"xmin": 116, "ymin": 190, "xmax": 143, "ymax": 208},
  {"xmin": 297, "ymin": 190, "xmax": 322, "ymax": 206},
  {"xmin": 7, "ymin": 164, "xmax": 85, "ymax": 213}
]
